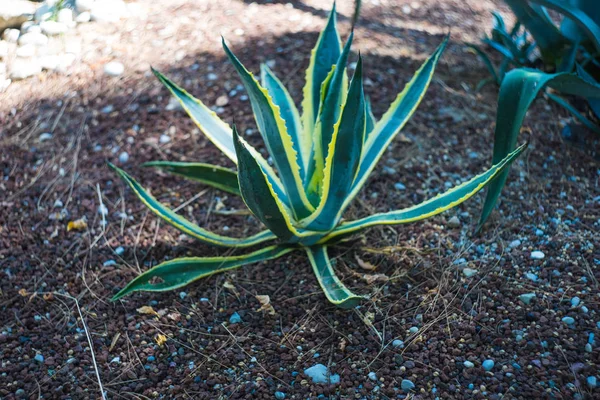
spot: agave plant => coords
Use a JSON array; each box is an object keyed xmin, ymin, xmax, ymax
[{"xmin": 110, "ymin": 5, "xmax": 527, "ymax": 307}]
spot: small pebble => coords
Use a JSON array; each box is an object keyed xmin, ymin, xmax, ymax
[
  {"xmin": 118, "ymin": 152, "xmax": 129, "ymax": 164},
  {"xmin": 530, "ymin": 251, "xmax": 545, "ymax": 260},
  {"xmin": 34, "ymin": 354, "xmax": 44, "ymax": 363},
  {"xmin": 447, "ymin": 216, "xmax": 461, "ymax": 228},
  {"xmin": 587, "ymin": 376, "xmax": 597, "ymax": 389},
  {"xmin": 570, "ymin": 297, "xmax": 580, "ymax": 307},
  {"xmin": 147, "ymin": 355, "xmax": 155, "ymax": 362},
  {"xmin": 409, "ymin": 327, "xmax": 418, "ymax": 334},
  {"xmin": 482, "ymin": 359, "xmax": 494, "ymax": 371},
  {"xmin": 115, "ymin": 246, "xmax": 124, "ymax": 255},
  {"xmin": 401, "ymin": 379, "xmax": 415, "ymax": 392},
  {"xmin": 394, "ymin": 182, "xmax": 406, "ymax": 190},
  {"xmin": 392, "ymin": 339, "xmax": 404, "ymax": 348},
  {"xmin": 463, "ymin": 360, "xmax": 475, "ymax": 368},
  {"xmin": 179, "ymin": 292, "xmax": 187, "ymax": 300},
  {"xmin": 562, "ymin": 316, "xmax": 575, "ymax": 325},
  {"xmin": 585, "ymin": 343, "xmax": 592, "ymax": 353},
  {"xmin": 39, "ymin": 133, "xmax": 53, "ymax": 142},
  {"xmin": 104, "ymin": 61, "xmax": 125, "ymax": 77},
  {"xmin": 275, "ymin": 392, "xmax": 286, "ymax": 400},
  {"xmin": 159, "ymin": 134, "xmax": 171, "ymax": 144},
  {"xmin": 509, "ymin": 239, "xmax": 521, "ymax": 248},
  {"xmin": 103, "ymin": 260, "xmax": 116, "ymax": 267},
  {"xmin": 368, "ymin": 372, "xmax": 377, "ymax": 381},
  {"xmin": 519, "ymin": 293, "xmax": 536, "ymax": 305},
  {"xmin": 525, "ymin": 273, "xmax": 538, "ymax": 282},
  {"xmin": 462, "ymin": 268, "xmax": 478, "ymax": 278},
  {"xmin": 229, "ymin": 312, "xmax": 242, "ymax": 324}
]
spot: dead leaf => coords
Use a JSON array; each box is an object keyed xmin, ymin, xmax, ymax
[
  {"xmin": 338, "ymin": 338, "xmax": 347, "ymax": 351},
  {"xmin": 109, "ymin": 332, "xmax": 121, "ymax": 352},
  {"xmin": 223, "ymin": 281, "xmax": 240, "ymax": 298},
  {"xmin": 255, "ymin": 295, "xmax": 275, "ymax": 315},
  {"xmin": 155, "ymin": 334, "xmax": 167, "ymax": 347},
  {"xmin": 67, "ymin": 217, "xmax": 87, "ymax": 232},
  {"xmin": 167, "ymin": 312, "xmax": 181, "ymax": 321},
  {"xmin": 136, "ymin": 305, "xmax": 159, "ymax": 317},
  {"xmin": 43, "ymin": 293, "xmax": 54, "ymax": 301},
  {"xmin": 362, "ymin": 273, "xmax": 389, "ymax": 285},
  {"xmin": 355, "ymin": 255, "xmax": 377, "ymax": 271},
  {"xmin": 18, "ymin": 288, "xmax": 28, "ymax": 297}
]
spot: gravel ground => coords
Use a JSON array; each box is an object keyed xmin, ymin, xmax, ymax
[{"xmin": 1, "ymin": 0, "xmax": 599, "ymax": 399}]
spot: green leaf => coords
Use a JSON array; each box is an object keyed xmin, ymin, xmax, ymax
[
  {"xmin": 223, "ymin": 40, "xmax": 314, "ymax": 219},
  {"xmin": 365, "ymin": 96, "xmax": 376, "ymax": 140},
  {"xmin": 576, "ymin": 63, "xmax": 600, "ymax": 119},
  {"xmin": 261, "ymin": 63, "xmax": 308, "ymax": 177},
  {"xmin": 546, "ymin": 92, "xmax": 600, "ymax": 133},
  {"xmin": 232, "ymin": 126, "xmax": 299, "ymax": 241},
  {"xmin": 322, "ymin": 143, "xmax": 528, "ymax": 242},
  {"xmin": 502, "ymin": 0, "xmax": 568, "ymax": 63},
  {"xmin": 305, "ymin": 245, "xmax": 365, "ymax": 308},
  {"xmin": 302, "ymin": 56, "xmax": 366, "ymax": 232},
  {"xmin": 301, "ymin": 3, "xmax": 342, "ymax": 137},
  {"xmin": 530, "ymin": 0, "xmax": 600, "ymax": 53},
  {"xmin": 108, "ymin": 163, "xmax": 276, "ymax": 247},
  {"xmin": 477, "ymin": 68, "xmax": 600, "ymax": 230},
  {"xmin": 112, "ymin": 245, "xmax": 294, "ymax": 300},
  {"xmin": 152, "ymin": 68, "xmax": 237, "ymax": 163},
  {"xmin": 345, "ymin": 36, "xmax": 448, "ymax": 212},
  {"xmin": 142, "ymin": 161, "xmax": 240, "ymax": 195}
]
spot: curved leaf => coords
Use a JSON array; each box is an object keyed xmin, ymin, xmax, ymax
[
  {"xmin": 546, "ymin": 92, "xmax": 600, "ymax": 134},
  {"xmin": 365, "ymin": 96, "xmax": 376, "ymax": 140},
  {"xmin": 302, "ymin": 56, "xmax": 366, "ymax": 232},
  {"xmin": 323, "ymin": 143, "xmax": 528, "ymax": 242},
  {"xmin": 502, "ymin": 0, "xmax": 568, "ymax": 63},
  {"xmin": 112, "ymin": 245, "xmax": 294, "ymax": 300},
  {"xmin": 465, "ymin": 42, "xmax": 500, "ymax": 84},
  {"xmin": 301, "ymin": 4, "xmax": 342, "ymax": 137},
  {"xmin": 530, "ymin": 0, "xmax": 600, "ymax": 53},
  {"xmin": 152, "ymin": 68, "xmax": 237, "ymax": 163},
  {"xmin": 576, "ymin": 63, "xmax": 600, "ymax": 119},
  {"xmin": 477, "ymin": 68, "xmax": 600, "ymax": 230},
  {"xmin": 142, "ymin": 161, "xmax": 240, "ymax": 195},
  {"xmin": 261, "ymin": 64, "xmax": 308, "ymax": 176},
  {"xmin": 305, "ymin": 245, "xmax": 365, "ymax": 308},
  {"xmin": 109, "ymin": 163, "xmax": 276, "ymax": 247},
  {"xmin": 345, "ymin": 36, "xmax": 448, "ymax": 212},
  {"xmin": 233, "ymin": 127, "xmax": 299, "ymax": 241},
  {"xmin": 223, "ymin": 40, "xmax": 314, "ymax": 219}
]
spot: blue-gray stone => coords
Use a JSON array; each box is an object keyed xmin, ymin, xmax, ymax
[
  {"xmin": 229, "ymin": 312, "xmax": 242, "ymax": 324},
  {"xmin": 571, "ymin": 297, "xmax": 580, "ymax": 307},
  {"xmin": 394, "ymin": 182, "xmax": 406, "ymax": 190},
  {"xmin": 275, "ymin": 391, "xmax": 286, "ymax": 399},
  {"xmin": 482, "ymin": 359, "xmax": 494, "ymax": 371},
  {"xmin": 525, "ymin": 273, "xmax": 538, "ymax": 282},
  {"xmin": 401, "ymin": 379, "xmax": 415, "ymax": 391},
  {"xmin": 519, "ymin": 293, "xmax": 536, "ymax": 305},
  {"xmin": 587, "ymin": 376, "xmax": 597, "ymax": 389},
  {"xmin": 392, "ymin": 339, "xmax": 404, "ymax": 348},
  {"xmin": 368, "ymin": 371, "xmax": 377, "ymax": 381},
  {"xmin": 463, "ymin": 360, "xmax": 474, "ymax": 368},
  {"xmin": 115, "ymin": 246, "xmax": 124, "ymax": 255},
  {"xmin": 562, "ymin": 316, "xmax": 575, "ymax": 325},
  {"xmin": 409, "ymin": 327, "xmax": 419, "ymax": 334},
  {"xmin": 34, "ymin": 354, "xmax": 44, "ymax": 363},
  {"xmin": 304, "ymin": 364, "xmax": 339, "ymax": 385}
]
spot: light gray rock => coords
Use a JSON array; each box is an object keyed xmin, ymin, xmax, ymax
[
  {"xmin": 75, "ymin": 11, "xmax": 91, "ymax": 23},
  {"xmin": 91, "ymin": 0, "xmax": 127, "ymax": 22},
  {"xmin": 21, "ymin": 22, "xmax": 41, "ymax": 34},
  {"xmin": 10, "ymin": 58, "xmax": 41, "ymax": 80},
  {"xmin": 40, "ymin": 21, "xmax": 68, "ymax": 36},
  {"xmin": 104, "ymin": 61, "xmax": 124, "ymax": 76},
  {"xmin": 0, "ymin": 1, "xmax": 35, "ymax": 32},
  {"xmin": 18, "ymin": 32, "xmax": 48, "ymax": 47},
  {"xmin": 0, "ymin": 77, "xmax": 10, "ymax": 91},
  {"xmin": 2, "ymin": 28, "xmax": 20, "ymax": 43},
  {"xmin": 16, "ymin": 43, "xmax": 36, "ymax": 58},
  {"xmin": 56, "ymin": 8, "xmax": 73, "ymax": 25}
]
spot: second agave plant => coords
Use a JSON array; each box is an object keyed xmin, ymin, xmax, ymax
[{"xmin": 110, "ymin": 5, "xmax": 527, "ymax": 308}]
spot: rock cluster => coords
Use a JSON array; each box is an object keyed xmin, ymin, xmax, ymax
[{"xmin": 0, "ymin": 0, "xmax": 131, "ymax": 90}]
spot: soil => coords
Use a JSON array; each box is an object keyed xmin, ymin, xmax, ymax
[{"xmin": 1, "ymin": 0, "xmax": 599, "ymax": 399}]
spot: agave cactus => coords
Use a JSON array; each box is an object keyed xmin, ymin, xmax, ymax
[{"xmin": 110, "ymin": 5, "xmax": 527, "ymax": 307}]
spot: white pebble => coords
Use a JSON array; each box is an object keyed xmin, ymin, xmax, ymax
[
  {"xmin": 118, "ymin": 152, "xmax": 129, "ymax": 164},
  {"xmin": 104, "ymin": 61, "xmax": 124, "ymax": 77},
  {"xmin": 530, "ymin": 251, "xmax": 545, "ymax": 260},
  {"xmin": 39, "ymin": 132, "xmax": 53, "ymax": 142}
]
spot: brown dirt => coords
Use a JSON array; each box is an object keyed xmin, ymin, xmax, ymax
[{"xmin": 1, "ymin": 0, "xmax": 599, "ymax": 399}]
